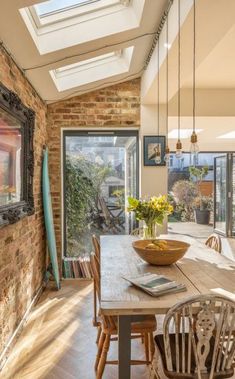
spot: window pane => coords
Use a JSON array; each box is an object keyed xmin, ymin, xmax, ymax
[
  {"xmin": 35, "ymin": 0, "xmax": 100, "ymax": 16},
  {"xmin": 64, "ymin": 133, "xmax": 138, "ymax": 258},
  {"xmin": 214, "ymin": 156, "xmax": 227, "ymax": 233}
]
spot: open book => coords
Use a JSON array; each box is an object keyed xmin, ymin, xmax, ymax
[{"xmin": 122, "ymin": 273, "xmax": 186, "ymax": 297}]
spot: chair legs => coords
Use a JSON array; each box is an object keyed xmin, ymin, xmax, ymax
[
  {"xmin": 97, "ymin": 334, "xmax": 111, "ymax": 379},
  {"xmin": 95, "ymin": 331, "xmax": 106, "ymax": 371},
  {"xmin": 149, "ymin": 365, "xmax": 160, "ymax": 379},
  {"xmin": 144, "ymin": 333, "xmax": 150, "ymax": 364},
  {"xmin": 95, "ymin": 331, "xmax": 155, "ymax": 378},
  {"xmin": 93, "ymin": 283, "xmax": 99, "ymax": 327},
  {"xmin": 96, "ymin": 325, "xmax": 102, "ymax": 344},
  {"xmin": 149, "ymin": 332, "xmax": 155, "ymax": 362},
  {"xmin": 150, "ymin": 345, "xmax": 165, "ymax": 379}
]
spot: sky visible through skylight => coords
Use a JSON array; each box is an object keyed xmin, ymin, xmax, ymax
[{"xmin": 35, "ymin": 0, "xmax": 100, "ymax": 16}]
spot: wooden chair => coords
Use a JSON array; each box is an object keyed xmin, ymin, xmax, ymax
[
  {"xmin": 98, "ymin": 196, "xmax": 124, "ymax": 233},
  {"xmin": 91, "ymin": 235, "xmax": 102, "ymax": 344},
  {"xmin": 90, "ymin": 252, "xmax": 157, "ymax": 379},
  {"xmin": 150, "ymin": 294, "xmax": 235, "ymax": 379},
  {"xmin": 92, "ymin": 234, "xmax": 100, "ymax": 262},
  {"xmin": 205, "ymin": 233, "xmax": 222, "ymax": 253}
]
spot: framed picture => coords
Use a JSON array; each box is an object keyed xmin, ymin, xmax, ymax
[{"xmin": 143, "ymin": 136, "xmax": 166, "ymax": 166}]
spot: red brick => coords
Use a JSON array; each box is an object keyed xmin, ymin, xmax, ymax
[{"xmin": 0, "ymin": 45, "xmax": 47, "ymax": 357}]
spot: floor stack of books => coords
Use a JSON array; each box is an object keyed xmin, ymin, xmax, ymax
[{"xmin": 63, "ymin": 257, "xmax": 92, "ymax": 279}]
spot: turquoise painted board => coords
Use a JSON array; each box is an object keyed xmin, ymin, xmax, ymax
[{"xmin": 42, "ymin": 148, "xmax": 60, "ymax": 290}]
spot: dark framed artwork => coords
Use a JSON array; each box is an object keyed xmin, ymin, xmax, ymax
[
  {"xmin": 143, "ymin": 136, "xmax": 166, "ymax": 166},
  {"xmin": 0, "ymin": 82, "xmax": 35, "ymax": 227}
]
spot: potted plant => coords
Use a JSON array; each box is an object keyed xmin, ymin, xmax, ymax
[
  {"xmin": 127, "ymin": 195, "xmax": 173, "ymax": 239},
  {"xmin": 192, "ymin": 196, "xmax": 213, "ymax": 224},
  {"xmin": 189, "ymin": 165, "xmax": 211, "ymax": 225}
]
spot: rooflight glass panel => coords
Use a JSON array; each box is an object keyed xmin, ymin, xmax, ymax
[
  {"xmin": 34, "ymin": 0, "xmax": 100, "ymax": 17},
  {"xmin": 50, "ymin": 46, "xmax": 133, "ymax": 91},
  {"xmin": 55, "ymin": 51, "xmax": 121, "ymax": 77}
]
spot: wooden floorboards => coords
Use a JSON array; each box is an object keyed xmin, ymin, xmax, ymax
[{"xmin": 0, "ymin": 280, "xmax": 150, "ymax": 379}]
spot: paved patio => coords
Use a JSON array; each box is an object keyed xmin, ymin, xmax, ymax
[
  {"xmin": 168, "ymin": 221, "xmax": 213, "ymax": 242},
  {"xmin": 168, "ymin": 222, "xmax": 235, "ymax": 261}
]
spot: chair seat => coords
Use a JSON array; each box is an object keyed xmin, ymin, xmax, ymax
[
  {"xmin": 154, "ymin": 333, "xmax": 234, "ymax": 379},
  {"xmin": 102, "ymin": 315, "xmax": 157, "ymax": 334}
]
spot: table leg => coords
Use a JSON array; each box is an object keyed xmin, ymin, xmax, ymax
[{"xmin": 118, "ymin": 315, "xmax": 131, "ymax": 379}]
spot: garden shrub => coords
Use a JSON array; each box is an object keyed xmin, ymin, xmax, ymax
[
  {"xmin": 172, "ymin": 180, "xmax": 198, "ymax": 221},
  {"xmin": 65, "ymin": 155, "xmax": 111, "ymax": 256}
]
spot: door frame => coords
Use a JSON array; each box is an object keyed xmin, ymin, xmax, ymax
[
  {"xmin": 213, "ymin": 153, "xmax": 233, "ymax": 237},
  {"xmin": 61, "ymin": 127, "xmax": 140, "ymax": 258}
]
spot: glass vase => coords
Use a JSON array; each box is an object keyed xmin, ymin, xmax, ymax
[{"xmin": 143, "ymin": 222, "xmax": 159, "ymax": 240}]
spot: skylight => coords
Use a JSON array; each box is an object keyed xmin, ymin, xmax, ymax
[
  {"xmin": 35, "ymin": 0, "xmax": 100, "ymax": 17},
  {"xmin": 19, "ymin": 0, "xmax": 140, "ymax": 55},
  {"xmin": 168, "ymin": 129, "xmax": 203, "ymax": 139},
  {"xmin": 55, "ymin": 51, "xmax": 121, "ymax": 77},
  {"xmin": 50, "ymin": 46, "xmax": 134, "ymax": 91},
  {"xmin": 217, "ymin": 131, "xmax": 235, "ymax": 139},
  {"xmin": 31, "ymin": 0, "xmax": 126, "ymax": 26}
]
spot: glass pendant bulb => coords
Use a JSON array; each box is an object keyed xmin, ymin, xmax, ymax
[
  {"xmin": 190, "ymin": 131, "xmax": 199, "ymax": 164},
  {"xmin": 175, "ymin": 140, "xmax": 183, "ymax": 159},
  {"xmin": 164, "ymin": 146, "xmax": 170, "ymax": 164},
  {"xmin": 155, "ymin": 149, "xmax": 161, "ymax": 164}
]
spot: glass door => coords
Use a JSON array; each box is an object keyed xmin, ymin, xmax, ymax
[
  {"xmin": 231, "ymin": 154, "xmax": 235, "ymax": 236},
  {"xmin": 63, "ymin": 130, "xmax": 139, "ymax": 257},
  {"xmin": 214, "ymin": 154, "xmax": 234, "ymax": 236}
]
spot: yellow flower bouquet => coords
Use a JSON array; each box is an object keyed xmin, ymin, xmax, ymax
[{"xmin": 128, "ymin": 195, "xmax": 173, "ymax": 239}]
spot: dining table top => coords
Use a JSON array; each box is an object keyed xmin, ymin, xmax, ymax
[{"xmin": 100, "ymin": 234, "xmax": 235, "ymax": 315}]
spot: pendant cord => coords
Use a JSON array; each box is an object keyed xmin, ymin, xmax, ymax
[
  {"xmin": 157, "ymin": 40, "xmax": 160, "ymax": 138},
  {"xmin": 178, "ymin": 0, "xmax": 181, "ymax": 142},
  {"xmin": 166, "ymin": 14, "xmax": 169, "ymax": 147},
  {"xmin": 193, "ymin": 0, "xmax": 196, "ymax": 133}
]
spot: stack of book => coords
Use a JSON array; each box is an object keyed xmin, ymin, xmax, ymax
[
  {"xmin": 123, "ymin": 273, "xmax": 186, "ymax": 297},
  {"xmin": 63, "ymin": 257, "xmax": 92, "ymax": 279}
]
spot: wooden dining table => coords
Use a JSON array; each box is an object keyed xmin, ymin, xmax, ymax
[{"xmin": 100, "ymin": 234, "xmax": 235, "ymax": 379}]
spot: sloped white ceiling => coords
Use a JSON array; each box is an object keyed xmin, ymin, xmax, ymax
[{"xmin": 0, "ymin": 0, "xmax": 168, "ymax": 102}]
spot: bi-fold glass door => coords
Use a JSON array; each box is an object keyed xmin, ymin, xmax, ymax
[
  {"xmin": 214, "ymin": 153, "xmax": 235, "ymax": 236},
  {"xmin": 63, "ymin": 130, "xmax": 139, "ymax": 257}
]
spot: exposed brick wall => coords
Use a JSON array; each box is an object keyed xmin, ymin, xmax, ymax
[
  {"xmin": 0, "ymin": 46, "xmax": 47, "ymax": 356},
  {"xmin": 47, "ymin": 79, "xmax": 140, "ymax": 264}
]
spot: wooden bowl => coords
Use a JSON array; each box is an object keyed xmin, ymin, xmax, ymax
[{"xmin": 132, "ymin": 239, "xmax": 190, "ymax": 266}]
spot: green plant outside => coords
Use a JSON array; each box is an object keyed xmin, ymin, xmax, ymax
[
  {"xmin": 170, "ymin": 165, "xmax": 213, "ymax": 221},
  {"xmin": 65, "ymin": 155, "xmax": 112, "ymax": 256}
]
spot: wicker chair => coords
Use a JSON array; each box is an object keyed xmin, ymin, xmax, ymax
[
  {"xmin": 90, "ymin": 252, "xmax": 157, "ymax": 379},
  {"xmin": 205, "ymin": 233, "xmax": 222, "ymax": 254},
  {"xmin": 150, "ymin": 294, "xmax": 235, "ymax": 379}
]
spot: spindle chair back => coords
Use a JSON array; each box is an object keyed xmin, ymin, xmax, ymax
[
  {"xmin": 205, "ymin": 234, "xmax": 222, "ymax": 254},
  {"xmin": 160, "ymin": 294, "xmax": 235, "ymax": 379}
]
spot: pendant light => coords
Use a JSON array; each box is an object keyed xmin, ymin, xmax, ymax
[
  {"xmin": 190, "ymin": 0, "xmax": 199, "ymax": 162},
  {"xmin": 155, "ymin": 40, "xmax": 161, "ymax": 165},
  {"xmin": 164, "ymin": 13, "xmax": 170, "ymax": 164},
  {"xmin": 175, "ymin": 0, "xmax": 183, "ymax": 159}
]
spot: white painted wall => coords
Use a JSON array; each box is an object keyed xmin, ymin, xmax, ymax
[{"xmin": 139, "ymin": 104, "xmax": 168, "ymax": 232}]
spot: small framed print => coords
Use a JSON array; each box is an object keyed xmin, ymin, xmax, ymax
[{"xmin": 143, "ymin": 136, "xmax": 166, "ymax": 166}]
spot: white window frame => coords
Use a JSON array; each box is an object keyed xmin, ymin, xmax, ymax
[
  {"xmin": 34, "ymin": 0, "xmax": 100, "ymax": 18},
  {"xmin": 49, "ymin": 46, "xmax": 133, "ymax": 91},
  {"xmin": 29, "ymin": 0, "xmax": 130, "ymax": 29},
  {"xmin": 54, "ymin": 50, "xmax": 122, "ymax": 79}
]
